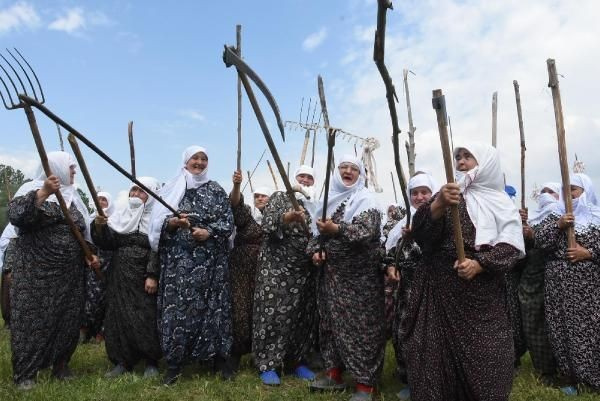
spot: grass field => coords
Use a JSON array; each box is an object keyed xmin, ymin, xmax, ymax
[{"xmin": 0, "ymin": 323, "xmax": 597, "ymax": 401}]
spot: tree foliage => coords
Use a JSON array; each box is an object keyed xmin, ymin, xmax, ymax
[{"xmin": 0, "ymin": 164, "xmax": 31, "ymax": 231}]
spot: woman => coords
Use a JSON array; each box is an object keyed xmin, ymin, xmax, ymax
[
  {"xmin": 308, "ymin": 155, "xmax": 385, "ymax": 401},
  {"xmin": 0, "ymin": 224, "xmax": 17, "ymax": 329},
  {"xmin": 384, "ymin": 171, "xmax": 437, "ymax": 399},
  {"xmin": 518, "ymin": 182, "xmax": 561, "ymax": 384},
  {"xmin": 80, "ymin": 191, "xmax": 115, "ymax": 343},
  {"xmin": 228, "ymin": 171, "xmax": 271, "ymax": 371},
  {"xmin": 535, "ymin": 173, "xmax": 600, "ymax": 394},
  {"xmin": 93, "ymin": 178, "xmax": 162, "ymax": 378},
  {"xmin": 252, "ymin": 164, "xmax": 317, "ymax": 386},
  {"xmin": 148, "ymin": 145, "xmax": 234, "ymax": 385},
  {"xmin": 403, "ymin": 144, "xmax": 524, "ymax": 401},
  {"xmin": 8, "ymin": 151, "xmax": 99, "ymax": 390}
]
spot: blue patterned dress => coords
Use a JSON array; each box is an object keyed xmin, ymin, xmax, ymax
[{"xmin": 157, "ymin": 181, "xmax": 234, "ymax": 369}]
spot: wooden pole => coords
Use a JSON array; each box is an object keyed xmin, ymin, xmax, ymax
[
  {"xmin": 390, "ymin": 171, "xmax": 398, "ymax": 204},
  {"xmin": 310, "ymin": 129, "xmax": 317, "ymax": 167},
  {"xmin": 266, "ymin": 159, "xmax": 279, "ymax": 190},
  {"xmin": 236, "ymin": 24, "xmax": 242, "ymax": 171},
  {"xmin": 287, "ymin": 161, "xmax": 290, "ymax": 177},
  {"xmin": 432, "ymin": 89, "xmax": 465, "ymax": 262},
  {"xmin": 299, "ymin": 129, "xmax": 310, "ymax": 165},
  {"xmin": 403, "ymin": 69, "xmax": 416, "ymax": 177},
  {"xmin": 22, "ymin": 104, "xmax": 100, "ymax": 275},
  {"xmin": 128, "ymin": 121, "xmax": 136, "ymax": 178},
  {"xmin": 246, "ymin": 170, "xmax": 254, "ymax": 193},
  {"xmin": 492, "ymin": 91, "xmax": 498, "ymax": 148},
  {"xmin": 57, "ymin": 124, "xmax": 64, "ymax": 151},
  {"xmin": 547, "ymin": 59, "xmax": 575, "ymax": 247},
  {"xmin": 67, "ymin": 134, "xmax": 104, "ymax": 217},
  {"xmin": 513, "ymin": 80, "xmax": 527, "ymax": 210}
]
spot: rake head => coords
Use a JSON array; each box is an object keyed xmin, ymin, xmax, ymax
[{"xmin": 0, "ymin": 48, "xmax": 45, "ymax": 110}]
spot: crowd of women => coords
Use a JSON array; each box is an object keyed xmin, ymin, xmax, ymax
[{"xmin": 0, "ymin": 141, "xmax": 599, "ymax": 401}]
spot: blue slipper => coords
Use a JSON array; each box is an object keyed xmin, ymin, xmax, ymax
[
  {"xmin": 295, "ymin": 365, "xmax": 316, "ymax": 381},
  {"xmin": 560, "ymin": 386, "xmax": 577, "ymax": 396},
  {"xmin": 397, "ymin": 387, "xmax": 411, "ymax": 400},
  {"xmin": 260, "ymin": 370, "xmax": 281, "ymax": 386}
]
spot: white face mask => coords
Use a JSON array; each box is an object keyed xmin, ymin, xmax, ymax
[{"xmin": 129, "ymin": 197, "xmax": 144, "ymax": 209}]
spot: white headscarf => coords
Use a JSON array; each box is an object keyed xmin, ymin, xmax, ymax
[
  {"xmin": 560, "ymin": 173, "xmax": 600, "ymax": 231},
  {"xmin": 148, "ymin": 145, "xmax": 209, "ymax": 250},
  {"xmin": 97, "ymin": 191, "xmax": 115, "ymax": 217},
  {"xmin": 12, "ymin": 151, "xmax": 92, "ymax": 241},
  {"xmin": 293, "ymin": 164, "xmax": 317, "ymax": 221},
  {"xmin": 454, "ymin": 143, "xmax": 525, "ymax": 256},
  {"xmin": 108, "ymin": 177, "xmax": 160, "ymax": 235},
  {"xmin": 385, "ymin": 172, "xmax": 439, "ymax": 252},
  {"xmin": 314, "ymin": 155, "xmax": 381, "ymax": 234},
  {"xmin": 251, "ymin": 186, "xmax": 272, "ymax": 224},
  {"xmin": 0, "ymin": 224, "xmax": 17, "ymax": 271},
  {"xmin": 528, "ymin": 182, "xmax": 561, "ymax": 227}
]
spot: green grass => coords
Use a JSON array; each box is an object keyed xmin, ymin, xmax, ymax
[{"xmin": 0, "ymin": 324, "xmax": 598, "ymax": 401}]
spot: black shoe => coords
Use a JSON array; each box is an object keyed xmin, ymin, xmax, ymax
[
  {"xmin": 162, "ymin": 368, "xmax": 181, "ymax": 386},
  {"xmin": 52, "ymin": 364, "xmax": 74, "ymax": 381}
]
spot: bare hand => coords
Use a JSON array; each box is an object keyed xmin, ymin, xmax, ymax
[
  {"xmin": 94, "ymin": 215, "xmax": 108, "ymax": 226},
  {"xmin": 566, "ymin": 243, "xmax": 592, "ymax": 263},
  {"xmin": 519, "ymin": 208, "xmax": 528, "ymax": 223},
  {"xmin": 312, "ymin": 251, "xmax": 326, "ymax": 266},
  {"xmin": 558, "ymin": 213, "xmax": 575, "ymax": 231},
  {"xmin": 401, "ymin": 226, "xmax": 412, "ymax": 236},
  {"xmin": 386, "ymin": 266, "xmax": 400, "ymax": 282},
  {"xmin": 316, "ymin": 218, "xmax": 339, "ymax": 235},
  {"xmin": 454, "ymin": 258, "xmax": 483, "ymax": 281},
  {"xmin": 168, "ymin": 214, "xmax": 190, "ymax": 230},
  {"xmin": 232, "ymin": 170, "xmax": 243, "ymax": 185},
  {"xmin": 438, "ymin": 183, "xmax": 461, "ymax": 207},
  {"xmin": 283, "ymin": 209, "xmax": 305, "ymax": 225},
  {"xmin": 36, "ymin": 175, "xmax": 61, "ymax": 205},
  {"xmin": 86, "ymin": 254, "xmax": 101, "ymax": 271},
  {"xmin": 145, "ymin": 277, "xmax": 158, "ymax": 294},
  {"xmin": 191, "ymin": 227, "xmax": 210, "ymax": 242},
  {"xmin": 522, "ymin": 225, "xmax": 534, "ymax": 240}
]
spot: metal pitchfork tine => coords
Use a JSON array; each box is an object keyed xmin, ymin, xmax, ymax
[{"xmin": 0, "ymin": 48, "xmax": 45, "ymax": 109}]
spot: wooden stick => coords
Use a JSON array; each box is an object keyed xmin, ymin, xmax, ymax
[
  {"xmin": 241, "ymin": 148, "xmax": 266, "ymax": 193},
  {"xmin": 128, "ymin": 121, "xmax": 136, "ymax": 178},
  {"xmin": 390, "ymin": 171, "xmax": 398, "ymax": 204},
  {"xmin": 547, "ymin": 59, "xmax": 575, "ymax": 247},
  {"xmin": 246, "ymin": 170, "xmax": 254, "ymax": 193},
  {"xmin": 236, "ymin": 24, "xmax": 242, "ymax": 171},
  {"xmin": 67, "ymin": 134, "xmax": 104, "ymax": 217},
  {"xmin": 513, "ymin": 80, "xmax": 527, "ymax": 210},
  {"xmin": 287, "ymin": 161, "xmax": 290, "ymax": 177},
  {"xmin": 56, "ymin": 124, "xmax": 64, "ymax": 151},
  {"xmin": 266, "ymin": 159, "xmax": 279, "ymax": 190},
  {"xmin": 22, "ymin": 103, "xmax": 100, "ymax": 276},
  {"xmin": 492, "ymin": 91, "xmax": 498, "ymax": 148},
  {"xmin": 310, "ymin": 129, "xmax": 317, "ymax": 167},
  {"xmin": 432, "ymin": 89, "xmax": 465, "ymax": 262},
  {"xmin": 403, "ymin": 69, "xmax": 416, "ymax": 177},
  {"xmin": 300, "ymin": 129, "xmax": 310, "ymax": 165}
]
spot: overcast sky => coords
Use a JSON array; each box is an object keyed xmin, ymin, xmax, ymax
[{"xmin": 0, "ymin": 0, "xmax": 598, "ymax": 209}]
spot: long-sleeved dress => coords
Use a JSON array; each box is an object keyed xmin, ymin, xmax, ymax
[
  {"xmin": 535, "ymin": 215, "xmax": 600, "ymax": 388},
  {"xmin": 518, "ymin": 232, "xmax": 557, "ymax": 375},
  {"xmin": 383, "ymin": 236, "xmax": 422, "ymax": 383},
  {"xmin": 8, "ymin": 190, "xmax": 87, "ymax": 383},
  {"xmin": 403, "ymin": 196, "xmax": 520, "ymax": 401},
  {"xmin": 81, "ymin": 248, "xmax": 111, "ymax": 339},
  {"xmin": 92, "ymin": 224, "xmax": 162, "ymax": 368},
  {"xmin": 229, "ymin": 195, "xmax": 263, "ymax": 356},
  {"xmin": 157, "ymin": 181, "xmax": 234, "ymax": 368},
  {"xmin": 308, "ymin": 203, "xmax": 385, "ymax": 386},
  {"xmin": 252, "ymin": 191, "xmax": 317, "ymax": 372},
  {"xmin": 1, "ymin": 239, "xmax": 16, "ymax": 327}
]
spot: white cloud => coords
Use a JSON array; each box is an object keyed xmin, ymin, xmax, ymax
[
  {"xmin": 330, "ymin": 0, "xmax": 600, "ymax": 208},
  {"xmin": 178, "ymin": 109, "xmax": 206, "ymax": 122},
  {"xmin": 48, "ymin": 8, "xmax": 112, "ymax": 35},
  {"xmin": 0, "ymin": 149, "xmax": 39, "ymax": 178},
  {"xmin": 302, "ymin": 27, "xmax": 328, "ymax": 51},
  {"xmin": 0, "ymin": 2, "xmax": 41, "ymax": 34}
]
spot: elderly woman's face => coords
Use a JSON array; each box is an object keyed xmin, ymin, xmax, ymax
[
  {"xmin": 296, "ymin": 173, "xmax": 314, "ymax": 187},
  {"xmin": 410, "ymin": 186, "xmax": 433, "ymax": 209},
  {"xmin": 454, "ymin": 148, "xmax": 478, "ymax": 172},
  {"xmin": 570, "ymin": 185, "xmax": 584, "ymax": 199},
  {"xmin": 338, "ymin": 162, "xmax": 360, "ymax": 186},
  {"xmin": 129, "ymin": 186, "xmax": 149, "ymax": 203},
  {"xmin": 185, "ymin": 152, "xmax": 208, "ymax": 175},
  {"xmin": 69, "ymin": 165, "xmax": 76, "ymax": 185},
  {"xmin": 254, "ymin": 193, "xmax": 269, "ymax": 210},
  {"xmin": 541, "ymin": 187, "xmax": 560, "ymax": 200},
  {"xmin": 98, "ymin": 196, "xmax": 109, "ymax": 209}
]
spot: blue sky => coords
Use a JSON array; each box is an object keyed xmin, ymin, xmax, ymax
[{"xmin": 2, "ymin": 0, "xmax": 600, "ymax": 209}]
